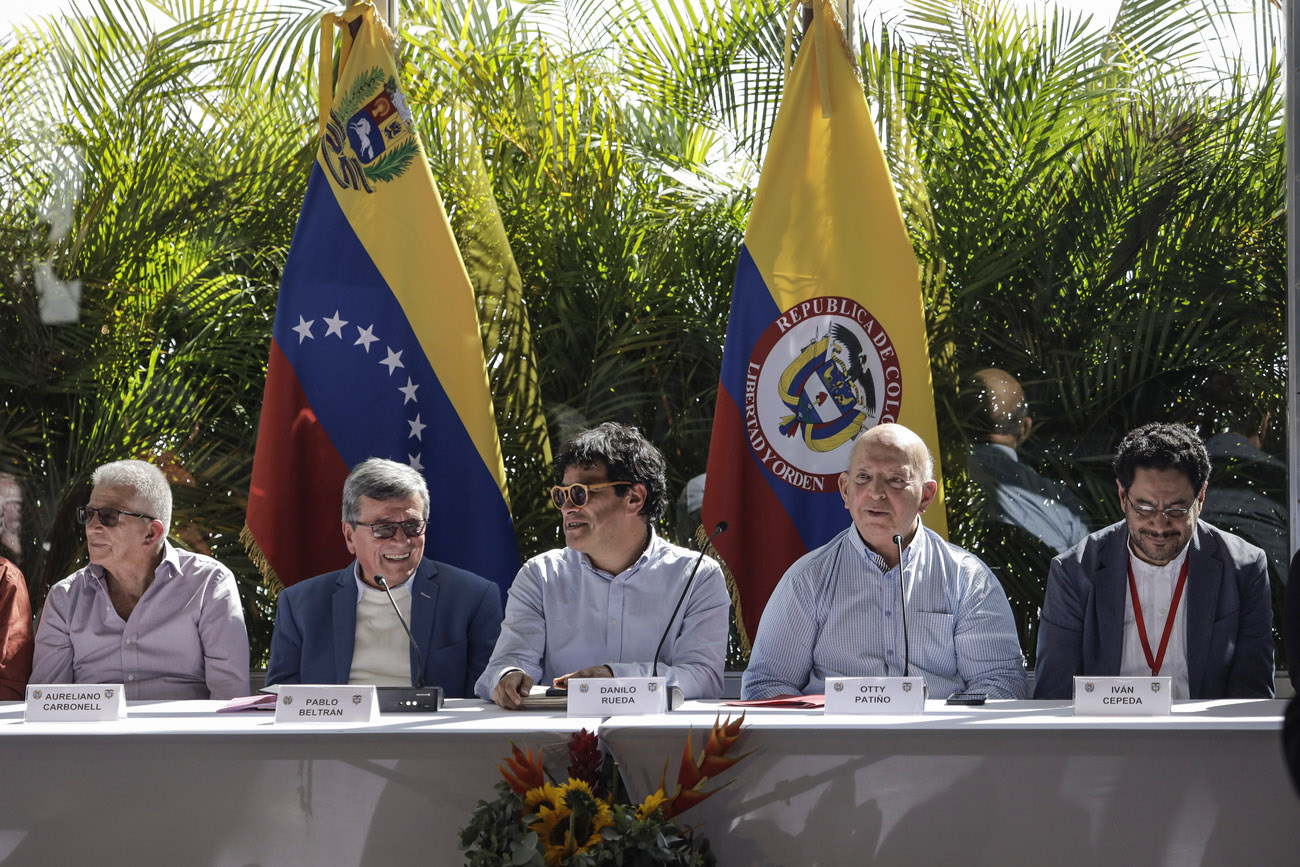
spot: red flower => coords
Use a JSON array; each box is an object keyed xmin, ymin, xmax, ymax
[
  {"xmin": 567, "ymin": 728, "xmax": 603, "ymax": 789},
  {"xmin": 499, "ymin": 740, "xmax": 546, "ymax": 795},
  {"xmin": 660, "ymin": 712, "xmax": 751, "ymax": 819}
]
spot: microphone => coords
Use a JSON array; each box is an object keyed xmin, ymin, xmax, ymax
[
  {"xmin": 654, "ymin": 521, "xmax": 728, "ymax": 680},
  {"xmin": 374, "ymin": 574, "xmax": 425, "ymax": 687},
  {"xmin": 893, "ymin": 533, "xmax": 910, "ymax": 678}
]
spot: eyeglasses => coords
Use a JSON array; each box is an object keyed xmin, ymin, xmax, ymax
[
  {"xmin": 549, "ymin": 481, "xmax": 627, "ymax": 510},
  {"xmin": 1125, "ymin": 500, "xmax": 1193, "ymax": 520},
  {"xmin": 355, "ymin": 519, "xmax": 428, "ymax": 539},
  {"xmin": 76, "ymin": 505, "xmax": 155, "ymax": 527}
]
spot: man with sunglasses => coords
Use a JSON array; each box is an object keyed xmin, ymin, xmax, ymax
[
  {"xmin": 265, "ymin": 458, "xmax": 501, "ymax": 697},
  {"xmin": 1034, "ymin": 422, "xmax": 1274, "ymax": 699},
  {"xmin": 31, "ymin": 460, "xmax": 250, "ymax": 699},
  {"xmin": 475, "ymin": 422, "xmax": 729, "ymax": 708}
]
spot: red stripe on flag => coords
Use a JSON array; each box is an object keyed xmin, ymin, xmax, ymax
[
  {"xmin": 246, "ymin": 339, "xmax": 352, "ymax": 586},
  {"xmin": 703, "ymin": 386, "xmax": 813, "ymax": 642}
]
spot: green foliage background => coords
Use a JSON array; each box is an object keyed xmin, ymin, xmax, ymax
[{"xmin": 0, "ymin": 0, "xmax": 1287, "ymax": 667}]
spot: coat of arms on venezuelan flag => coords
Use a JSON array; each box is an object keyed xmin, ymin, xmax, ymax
[
  {"xmin": 244, "ymin": 2, "xmax": 519, "ymax": 594},
  {"xmin": 702, "ymin": 0, "xmax": 945, "ymax": 644}
]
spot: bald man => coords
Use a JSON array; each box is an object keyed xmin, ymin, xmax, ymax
[
  {"xmin": 741, "ymin": 423, "xmax": 1028, "ymax": 700},
  {"xmin": 966, "ymin": 368, "xmax": 1089, "ymax": 554}
]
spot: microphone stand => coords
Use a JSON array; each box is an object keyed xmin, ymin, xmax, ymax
[
  {"xmin": 653, "ymin": 521, "xmax": 728, "ymax": 678},
  {"xmin": 893, "ymin": 533, "xmax": 910, "ymax": 678}
]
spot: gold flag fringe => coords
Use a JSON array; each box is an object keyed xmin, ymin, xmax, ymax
[
  {"xmin": 240, "ymin": 524, "xmax": 284, "ymax": 596},
  {"xmin": 694, "ymin": 523, "xmax": 752, "ymax": 658}
]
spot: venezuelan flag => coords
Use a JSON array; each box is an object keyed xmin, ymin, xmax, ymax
[
  {"xmin": 702, "ymin": 0, "xmax": 946, "ymax": 646},
  {"xmin": 244, "ymin": 3, "xmax": 518, "ymax": 593}
]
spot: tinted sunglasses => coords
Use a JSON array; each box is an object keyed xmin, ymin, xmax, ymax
[
  {"xmin": 76, "ymin": 505, "xmax": 155, "ymax": 527},
  {"xmin": 549, "ymin": 481, "xmax": 627, "ymax": 510},
  {"xmin": 355, "ymin": 519, "xmax": 428, "ymax": 539}
]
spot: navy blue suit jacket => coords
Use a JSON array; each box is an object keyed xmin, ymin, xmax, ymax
[
  {"xmin": 1033, "ymin": 521, "xmax": 1274, "ymax": 699},
  {"xmin": 265, "ymin": 558, "xmax": 502, "ymax": 698}
]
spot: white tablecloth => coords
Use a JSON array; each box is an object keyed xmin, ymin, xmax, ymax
[{"xmin": 602, "ymin": 699, "xmax": 1300, "ymax": 866}]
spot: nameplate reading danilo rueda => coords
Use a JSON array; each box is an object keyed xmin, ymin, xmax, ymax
[
  {"xmin": 1073, "ymin": 676, "xmax": 1172, "ymax": 716},
  {"xmin": 274, "ymin": 685, "xmax": 380, "ymax": 723},
  {"xmin": 824, "ymin": 677, "xmax": 927, "ymax": 715},
  {"xmin": 567, "ymin": 677, "xmax": 668, "ymax": 716},
  {"xmin": 25, "ymin": 684, "xmax": 127, "ymax": 722}
]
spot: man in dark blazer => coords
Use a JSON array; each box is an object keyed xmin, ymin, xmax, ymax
[
  {"xmin": 1034, "ymin": 423, "xmax": 1273, "ymax": 700},
  {"xmin": 266, "ymin": 459, "xmax": 502, "ymax": 697}
]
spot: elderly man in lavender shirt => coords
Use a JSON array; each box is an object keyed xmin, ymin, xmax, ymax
[{"xmin": 31, "ymin": 460, "xmax": 250, "ymax": 699}]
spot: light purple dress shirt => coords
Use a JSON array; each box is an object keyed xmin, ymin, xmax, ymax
[{"xmin": 31, "ymin": 542, "xmax": 250, "ymax": 699}]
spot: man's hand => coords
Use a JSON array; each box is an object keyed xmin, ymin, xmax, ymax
[
  {"xmin": 493, "ymin": 669, "xmax": 534, "ymax": 710},
  {"xmin": 553, "ymin": 665, "xmax": 615, "ymax": 689}
]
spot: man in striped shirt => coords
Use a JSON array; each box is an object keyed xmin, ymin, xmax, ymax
[{"xmin": 742, "ymin": 423, "xmax": 1028, "ymax": 700}]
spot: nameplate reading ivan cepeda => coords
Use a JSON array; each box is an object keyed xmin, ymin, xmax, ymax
[
  {"xmin": 274, "ymin": 685, "xmax": 380, "ymax": 723},
  {"xmin": 567, "ymin": 677, "xmax": 668, "ymax": 716},
  {"xmin": 25, "ymin": 684, "xmax": 127, "ymax": 722},
  {"xmin": 1073, "ymin": 676, "xmax": 1172, "ymax": 716},
  {"xmin": 824, "ymin": 677, "xmax": 927, "ymax": 715}
]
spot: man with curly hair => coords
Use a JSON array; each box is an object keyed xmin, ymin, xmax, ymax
[
  {"xmin": 476, "ymin": 422, "xmax": 729, "ymax": 708},
  {"xmin": 1034, "ymin": 422, "xmax": 1274, "ymax": 699}
]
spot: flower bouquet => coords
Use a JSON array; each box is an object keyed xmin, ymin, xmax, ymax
[{"xmin": 460, "ymin": 713, "xmax": 749, "ymax": 866}]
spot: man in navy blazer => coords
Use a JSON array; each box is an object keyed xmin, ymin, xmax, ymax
[
  {"xmin": 1034, "ymin": 423, "xmax": 1273, "ymax": 700},
  {"xmin": 266, "ymin": 459, "xmax": 502, "ymax": 697}
]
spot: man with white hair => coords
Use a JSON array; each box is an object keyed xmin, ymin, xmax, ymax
[
  {"xmin": 742, "ymin": 423, "xmax": 1027, "ymax": 700},
  {"xmin": 31, "ymin": 459, "xmax": 250, "ymax": 699}
]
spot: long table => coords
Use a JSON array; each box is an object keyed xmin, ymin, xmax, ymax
[
  {"xmin": 1, "ymin": 699, "xmax": 1296, "ymax": 866},
  {"xmin": 604, "ymin": 699, "xmax": 1300, "ymax": 866}
]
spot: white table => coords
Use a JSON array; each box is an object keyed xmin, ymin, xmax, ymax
[
  {"xmin": 0, "ymin": 699, "xmax": 601, "ymax": 866},
  {"xmin": 602, "ymin": 699, "xmax": 1300, "ymax": 867}
]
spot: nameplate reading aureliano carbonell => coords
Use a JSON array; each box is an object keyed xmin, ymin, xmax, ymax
[
  {"xmin": 1073, "ymin": 676, "xmax": 1172, "ymax": 716},
  {"xmin": 274, "ymin": 685, "xmax": 380, "ymax": 723},
  {"xmin": 25, "ymin": 684, "xmax": 127, "ymax": 722},
  {"xmin": 824, "ymin": 677, "xmax": 927, "ymax": 715},
  {"xmin": 567, "ymin": 677, "xmax": 668, "ymax": 716}
]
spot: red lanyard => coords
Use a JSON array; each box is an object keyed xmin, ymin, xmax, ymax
[{"xmin": 1127, "ymin": 555, "xmax": 1190, "ymax": 677}]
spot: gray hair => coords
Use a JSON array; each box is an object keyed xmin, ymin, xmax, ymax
[
  {"xmin": 341, "ymin": 458, "xmax": 430, "ymax": 523},
  {"xmin": 91, "ymin": 459, "xmax": 173, "ymax": 534}
]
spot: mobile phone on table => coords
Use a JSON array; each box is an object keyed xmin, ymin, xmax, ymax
[{"xmin": 945, "ymin": 693, "xmax": 987, "ymax": 706}]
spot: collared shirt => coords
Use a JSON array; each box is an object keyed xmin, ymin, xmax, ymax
[
  {"xmin": 742, "ymin": 525, "xmax": 1028, "ymax": 700},
  {"xmin": 31, "ymin": 542, "xmax": 250, "ymax": 699},
  {"xmin": 474, "ymin": 529, "xmax": 729, "ymax": 700},
  {"xmin": 1121, "ymin": 544, "xmax": 1190, "ymax": 698}
]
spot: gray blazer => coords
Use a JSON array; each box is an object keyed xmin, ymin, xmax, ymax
[{"xmin": 1033, "ymin": 521, "xmax": 1274, "ymax": 699}]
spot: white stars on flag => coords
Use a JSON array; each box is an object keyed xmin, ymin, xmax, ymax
[
  {"xmin": 292, "ymin": 315, "xmax": 315, "ymax": 344},
  {"xmin": 379, "ymin": 347, "xmax": 405, "ymax": 376},
  {"xmin": 323, "ymin": 311, "xmax": 348, "ymax": 338},
  {"xmin": 355, "ymin": 324, "xmax": 379, "ymax": 353},
  {"xmin": 408, "ymin": 453, "xmax": 424, "ymax": 472},
  {"xmin": 398, "ymin": 378, "xmax": 419, "ymax": 405},
  {"xmin": 408, "ymin": 414, "xmax": 426, "ymax": 441}
]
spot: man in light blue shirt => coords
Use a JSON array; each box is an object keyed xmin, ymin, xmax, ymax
[
  {"xmin": 742, "ymin": 423, "xmax": 1027, "ymax": 700},
  {"xmin": 476, "ymin": 423, "xmax": 729, "ymax": 708}
]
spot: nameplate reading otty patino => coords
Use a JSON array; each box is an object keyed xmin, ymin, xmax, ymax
[
  {"xmin": 824, "ymin": 677, "xmax": 927, "ymax": 714},
  {"xmin": 274, "ymin": 685, "xmax": 380, "ymax": 723},
  {"xmin": 25, "ymin": 684, "xmax": 127, "ymax": 722},
  {"xmin": 1073, "ymin": 676, "xmax": 1172, "ymax": 716},
  {"xmin": 566, "ymin": 677, "xmax": 668, "ymax": 716}
]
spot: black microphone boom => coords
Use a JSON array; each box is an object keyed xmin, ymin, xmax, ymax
[
  {"xmin": 653, "ymin": 521, "xmax": 728, "ymax": 679},
  {"xmin": 893, "ymin": 533, "xmax": 910, "ymax": 678},
  {"xmin": 373, "ymin": 575, "xmax": 443, "ymax": 712}
]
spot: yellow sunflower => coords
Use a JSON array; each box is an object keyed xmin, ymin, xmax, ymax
[
  {"xmin": 635, "ymin": 788, "xmax": 669, "ymax": 820},
  {"xmin": 528, "ymin": 779, "xmax": 614, "ymax": 865}
]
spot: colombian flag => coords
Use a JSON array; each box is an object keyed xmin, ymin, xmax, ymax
[
  {"xmin": 244, "ymin": 3, "xmax": 519, "ymax": 593},
  {"xmin": 702, "ymin": 0, "xmax": 946, "ymax": 646}
]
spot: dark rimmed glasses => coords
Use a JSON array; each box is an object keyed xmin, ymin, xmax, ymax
[
  {"xmin": 549, "ymin": 481, "xmax": 627, "ymax": 510},
  {"xmin": 355, "ymin": 519, "xmax": 428, "ymax": 539},
  {"xmin": 76, "ymin": 505, "xmax": 155, "ymax": 527}
]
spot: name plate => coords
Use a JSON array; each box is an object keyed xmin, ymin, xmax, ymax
[
  {"xmin": 824, "ymin": 677, "xmax": 927, "ymax": 714},
  {"xmin": 26, "ymin": 684, "xmax": 127, "ymax": 722},
  {"xmin": 567, "ymin": 677, "xmax": 668, "ymax": 716},
  {"xmin": 274, "ymin": 685, "xmax": 380, "ymax": 723},
  {"xmin": 1073, "ymin": 676, "xmax": 1172, "ymax": 715}
]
